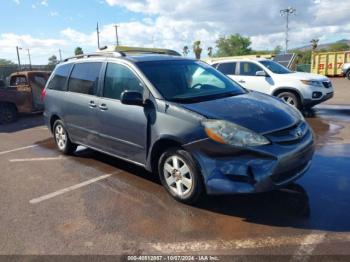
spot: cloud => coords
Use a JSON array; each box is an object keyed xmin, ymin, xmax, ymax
[
  {"xmin": 13, "ymin": 0, "xmax": 20, "ymax": 4},
  {"xmin": 41, "ymin": 0, "xmax": 48, "ymax": 6},
  {"xmin": 50, "ymin": 11, "xmax": 59, "ymax": 17}
]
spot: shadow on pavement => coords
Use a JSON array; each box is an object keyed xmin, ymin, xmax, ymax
[{"xmin": 0, "ymin": 114, "xmax": 44, "ymax": 133}]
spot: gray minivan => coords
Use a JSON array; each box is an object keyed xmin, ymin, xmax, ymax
[{"xmin": 43, "ymin": 52, "xmax": 314, "ymax": 204}]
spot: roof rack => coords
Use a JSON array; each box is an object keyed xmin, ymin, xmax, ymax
[
  {"xmin": 63, "ymin": 51, "xmax": 126, "ymax": 62},
  {"xmin": 118, "ymin": 49, "xmax": 181, "ymax": 56}
]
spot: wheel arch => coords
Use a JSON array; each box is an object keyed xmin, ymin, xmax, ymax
[{"xmin": 272, "ymin": 87, "xmax": 303, "ymax": 105}]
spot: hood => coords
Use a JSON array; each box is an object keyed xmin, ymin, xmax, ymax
[
  {"xmin": 282, "ymin": 72, "xmax": 329, "ymax": 81},
  {"xmin": 179, "ymin": 92, "xmax": 301, "ymax": 134}
]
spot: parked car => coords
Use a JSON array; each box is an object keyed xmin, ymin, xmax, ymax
[
  {"xmin": 209, "ymin": 58, "xmax": 334, "ymax": 110},
  {"xmin": 0, "ymin": 71, "xmax": 51, "ymax": 123},
  {"xmin": 342, "ymin": 63, "xmax": 350, "ymax": 80},
  {"xmin": 43, "ymin": 52, "xmax": 314, "ymax": 204}
]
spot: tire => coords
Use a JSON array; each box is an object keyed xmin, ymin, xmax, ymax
[
  {"xmin": 0, "ymin": 104, "xmax": 17, "ymax": 124},
  {"xmin": 276, "ymin": 91, "xmax": 301, "ymax": 110},
  {"xmin": 158, "ymin": 147, "xmax": 205, "ymax": 204},
  {"xmin": 346, "ymin": 70, "xmax": 350, "ymax": 80},
  {"xmin": 53, "ymin": 120, "xmax": 77, "ymax": 154}
]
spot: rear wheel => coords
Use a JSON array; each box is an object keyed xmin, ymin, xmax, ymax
[
  {"xmin": 0, "ymin": 104, "xmax": 17, "ymax": 124},
  {"xmin": 53, "ymin": 120, "xmax": 77, "ymax": 154},
  {"xmin": 158, "ymin": 148, "xmax": 204, "ymax": 204},
  {"xmin": 276, "ymin": 92, "xmax": 301, "ymax": 110}
]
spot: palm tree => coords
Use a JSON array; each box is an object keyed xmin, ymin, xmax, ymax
[{"xmin": 193, "ymin": 41, "xmax": 202, "ymax": 60}]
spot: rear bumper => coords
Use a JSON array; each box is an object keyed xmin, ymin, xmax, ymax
[{"xmin": 184, "ymin": 124, "xmax": 314, "ymax": 195}]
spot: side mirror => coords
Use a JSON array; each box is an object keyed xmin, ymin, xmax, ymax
[
  {"xmin": 120, "ymin": 90, "xmax": 144, "ymax": 106},
  {"xmin": 256, "ymin": 70, "xmax": 268, "ymax": 77}
]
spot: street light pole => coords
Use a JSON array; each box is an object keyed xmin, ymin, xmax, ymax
[
  {"xmin": 96, "ymin": 22, "xmax": 100, "ymax": 49},
  {"xmin": 16, "ymin": 46, "xmax": 21, "ymax": 71},
  {"xmin": 26, "ymin": 49, "xmax": 32, "ymax": 70},
  {"xmin": 280, "ymin": 7, "xmax": 296, "ymax": 54}
]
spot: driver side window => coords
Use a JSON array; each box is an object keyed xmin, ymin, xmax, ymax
[
  {"xmin": 239, "ymin": 62, "xmax": 263, "ymax": 76},
  {"xmin": 103, "ymin": 63, "xmax": 143, "ymax": 100}
]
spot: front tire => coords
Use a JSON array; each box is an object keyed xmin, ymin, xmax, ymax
[
  {"xmin": 53, "ymin": 120, "xmax": 77, "ymax": 154},
  {"xmin": 158, "ymin": 147, "xmax": 204, "ymax": 204},
  {"xmin": 276, "ymin": 92, "xmax": 301, "ymax": 110},
  {"xmin": 346, "ymin": 70, "xmax": 350, "ymax": 80}
]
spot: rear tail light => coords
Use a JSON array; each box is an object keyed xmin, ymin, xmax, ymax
[{"xmin": 40, "ymin": 88, "xmax": 46, "ymax": 101}]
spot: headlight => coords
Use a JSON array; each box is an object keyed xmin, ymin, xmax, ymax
[
  {"xmin": 300, "ymin": 80, "xmax": 323, "ymax": 87},
  {"xmin": 202, "ymin": 120, "xmax": 270, "ymax": 147}
]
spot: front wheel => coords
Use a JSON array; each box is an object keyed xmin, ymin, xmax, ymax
[
  {"xmin": 158, "ymin": 148, "xmax": 204, "ymax": 204},
  {"xmin": 0, "ymin": 104, "xmax": 17, "ymax": 124},
  {"xmin": 277, "ymin": 92, "xmax": 301, "ymax": 110},
  {"xmin": 346, "ymin": 70, "xmax": 350, "ymax": 80},
  {"xmin": 53, "ymin": 120, "xmax": 77, "ymax": 154}
]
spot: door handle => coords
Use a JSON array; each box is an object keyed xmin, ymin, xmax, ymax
[
  {"xmin": 99, "ymin": 104, "xmax": 108, "ymax": 110},
  {"xmin": 89, "ymin": 101, "xmax": 96, "ymax": 108},
  {"xmin": 238, "ymin": 80, "xmax": 246, "ymax": 83}
]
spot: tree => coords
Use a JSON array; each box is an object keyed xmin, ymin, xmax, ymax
[
  {"xmin": 310, "ymin": 39, "xmax": 319, "ymax": 51},
  {"xmin": 273, "ymin": 45, "xmax": 283, "ymax": 54},
  {"xmin": 215, "ymin": 34, "xmax": 252, "ymax": 57},
  {"xmin": 193, "ymin": 41, "xmax": 202, "ymax": 59},
  {"xmin": 48, "ymin": 55, "xmax": 58, "ymax": 66},
  {"xmin": 74, "ymin": 47, "xmax": 84, "ymax": 55},
  {"xmin": 328, "ymin": 42, "xmax": 350, "ymax": 52},
  {"xmin": 0, "ymin": 58, "xmax": 15, "ymax": 65},
  {"xmin": 183, "ymin": 46, "xmax": 189, "ymax": 56}
]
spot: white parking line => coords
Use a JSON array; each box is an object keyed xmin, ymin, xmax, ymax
[
  {"xmin": 0, "ymin": 145, "xmax": 39, "ymax": 156},
  {"xmin": 291, "ymin": 232, "xmax": 326, "ymax": 261},
  {"xmin": 29, "ymin": 172, "xmax": 118, "ymax": 204},
  {"xmin": 9, "ymin": 156, "xmax": 65, "ymax": 162}
]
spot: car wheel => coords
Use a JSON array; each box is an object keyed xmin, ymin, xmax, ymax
[
  {"xmin": 346, "ymin": 70, "xmax": 350, "ymax": 80},
  {"xmin": 277, "ymin": 92, "xmax": 301, "ymax": 109},
  {"xmin": 158, "ymin": 148, "xmax": 204, "ymax": 204},
  {"xmin": 0, "ymin": 104, "xmax": 17, "ymax": 124},
  {"xmin": 53, "ymin": 120, "xmax": 77, "ymax": 154}
]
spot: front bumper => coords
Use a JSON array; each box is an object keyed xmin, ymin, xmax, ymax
[
  {"xmin": 184, "ymin": 122, "xmax": 314, "ymax": 194},
  {"xmin": 303, "ymin": 91, "xmax": 333, "ymax": 108}
]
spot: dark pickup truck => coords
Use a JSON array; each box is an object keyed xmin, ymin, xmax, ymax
[{"xmin": 0, "ymin": 71, "xmax": 51, "ymax": 124}]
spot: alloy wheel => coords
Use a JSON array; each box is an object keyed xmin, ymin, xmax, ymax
[
  {"xmin": 163, "ymin": 155, "xmax": 193, "ymax": 197},
  {"xmin": 55, "ymin": 124, "xmax": 67, "ymax": 150}
]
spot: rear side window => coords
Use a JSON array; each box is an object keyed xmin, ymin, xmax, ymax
[
  {"xmin": 217, "ymin": 62, "xmax": 236, "ymax": 75},
  {"xmin": 10, "ymin": 75, "xmax": 27, "ymax": 86},
  {"xmin": 239, "ymin": 62, "xmax": 263, "ymax": 76},
  {"xmin": 103, "ymin": 63, "xmax": 143, "ymax": 100},
  {"xmin": 68, "ymin": 62, "xmax": 102, "ymax": 95},
  {"xmin": 47, "ymin": 64, "xmax": 72, "ymax": 91}
]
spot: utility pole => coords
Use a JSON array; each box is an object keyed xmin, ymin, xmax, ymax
[
  {"xmin": 113, "ymin": 24, "xmax": 119, "ymax": 46},
  {"xmin": 16, "ymin": 46, "xmax": 21, "ymax": 71},
  {"xmin": 280, "ymin": 7, "xmax": 296, "ymax": 54},
  {"xmin": 58, "ymin": 49, "xmax": 62, "ymax": 62},
  {"xmin": 26, "ymin": 49, "xmax": 32, "ymax": 70},
  {"xmin": 96, "ymin": 22, "xmax": 100, "ymax": 49}
]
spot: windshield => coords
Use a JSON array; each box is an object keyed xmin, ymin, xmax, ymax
[
  {"xmin": 137, "ymin": 60, "xmax": 246, "ymax": 103},
  {"xmin": 260, "ymin": 60, "xmax": 292, "ymax": 74}
]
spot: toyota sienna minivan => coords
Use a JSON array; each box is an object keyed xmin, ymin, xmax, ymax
[{"xmin": 43, "ymin": 52, "xmax": 314, "ymax": 204}]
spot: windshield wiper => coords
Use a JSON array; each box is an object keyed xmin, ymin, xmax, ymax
[{"xmin": 170, "ymin": 92, "xmax": 240, "ymax": 103}]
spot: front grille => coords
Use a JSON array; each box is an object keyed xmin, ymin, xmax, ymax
[
  {"xmin": 322, "ymin": 81, "xmax": 332, "ymax": 88},
  {"xmin": 265, "ymin": 121, "xmax": 309, "ymax": 144}
]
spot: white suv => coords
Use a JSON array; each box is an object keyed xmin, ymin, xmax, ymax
[{"xmin": 210, "ymin": 58, "xmax": 334, "ymax": 109}]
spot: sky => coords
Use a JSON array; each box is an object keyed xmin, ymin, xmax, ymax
[{"xmin": 1, "ymin": 0, "xmax": 350, "ymax": 64}]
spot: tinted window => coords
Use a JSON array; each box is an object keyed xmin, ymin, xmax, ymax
[
  {"xmin": 103, "ymin": 63, "xmax": 143, "ymax": 100},
  {"xmin": 68, "ymin": 62, "xmax": 102, "ymax": 95},
  {"xmin": 217, "ymin": 62, "xmax": 236, "ymax": 75},
  {"xmin": 138, "ymin": 60, "xmax": 245, "ymax": 103},
  {"xmin": 239, "ymin": 62, "xmax": 263, "ymax": 76},
  {"xmin": 48, "ymin": 64, "xmax": 72, "ymax": 91}
]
